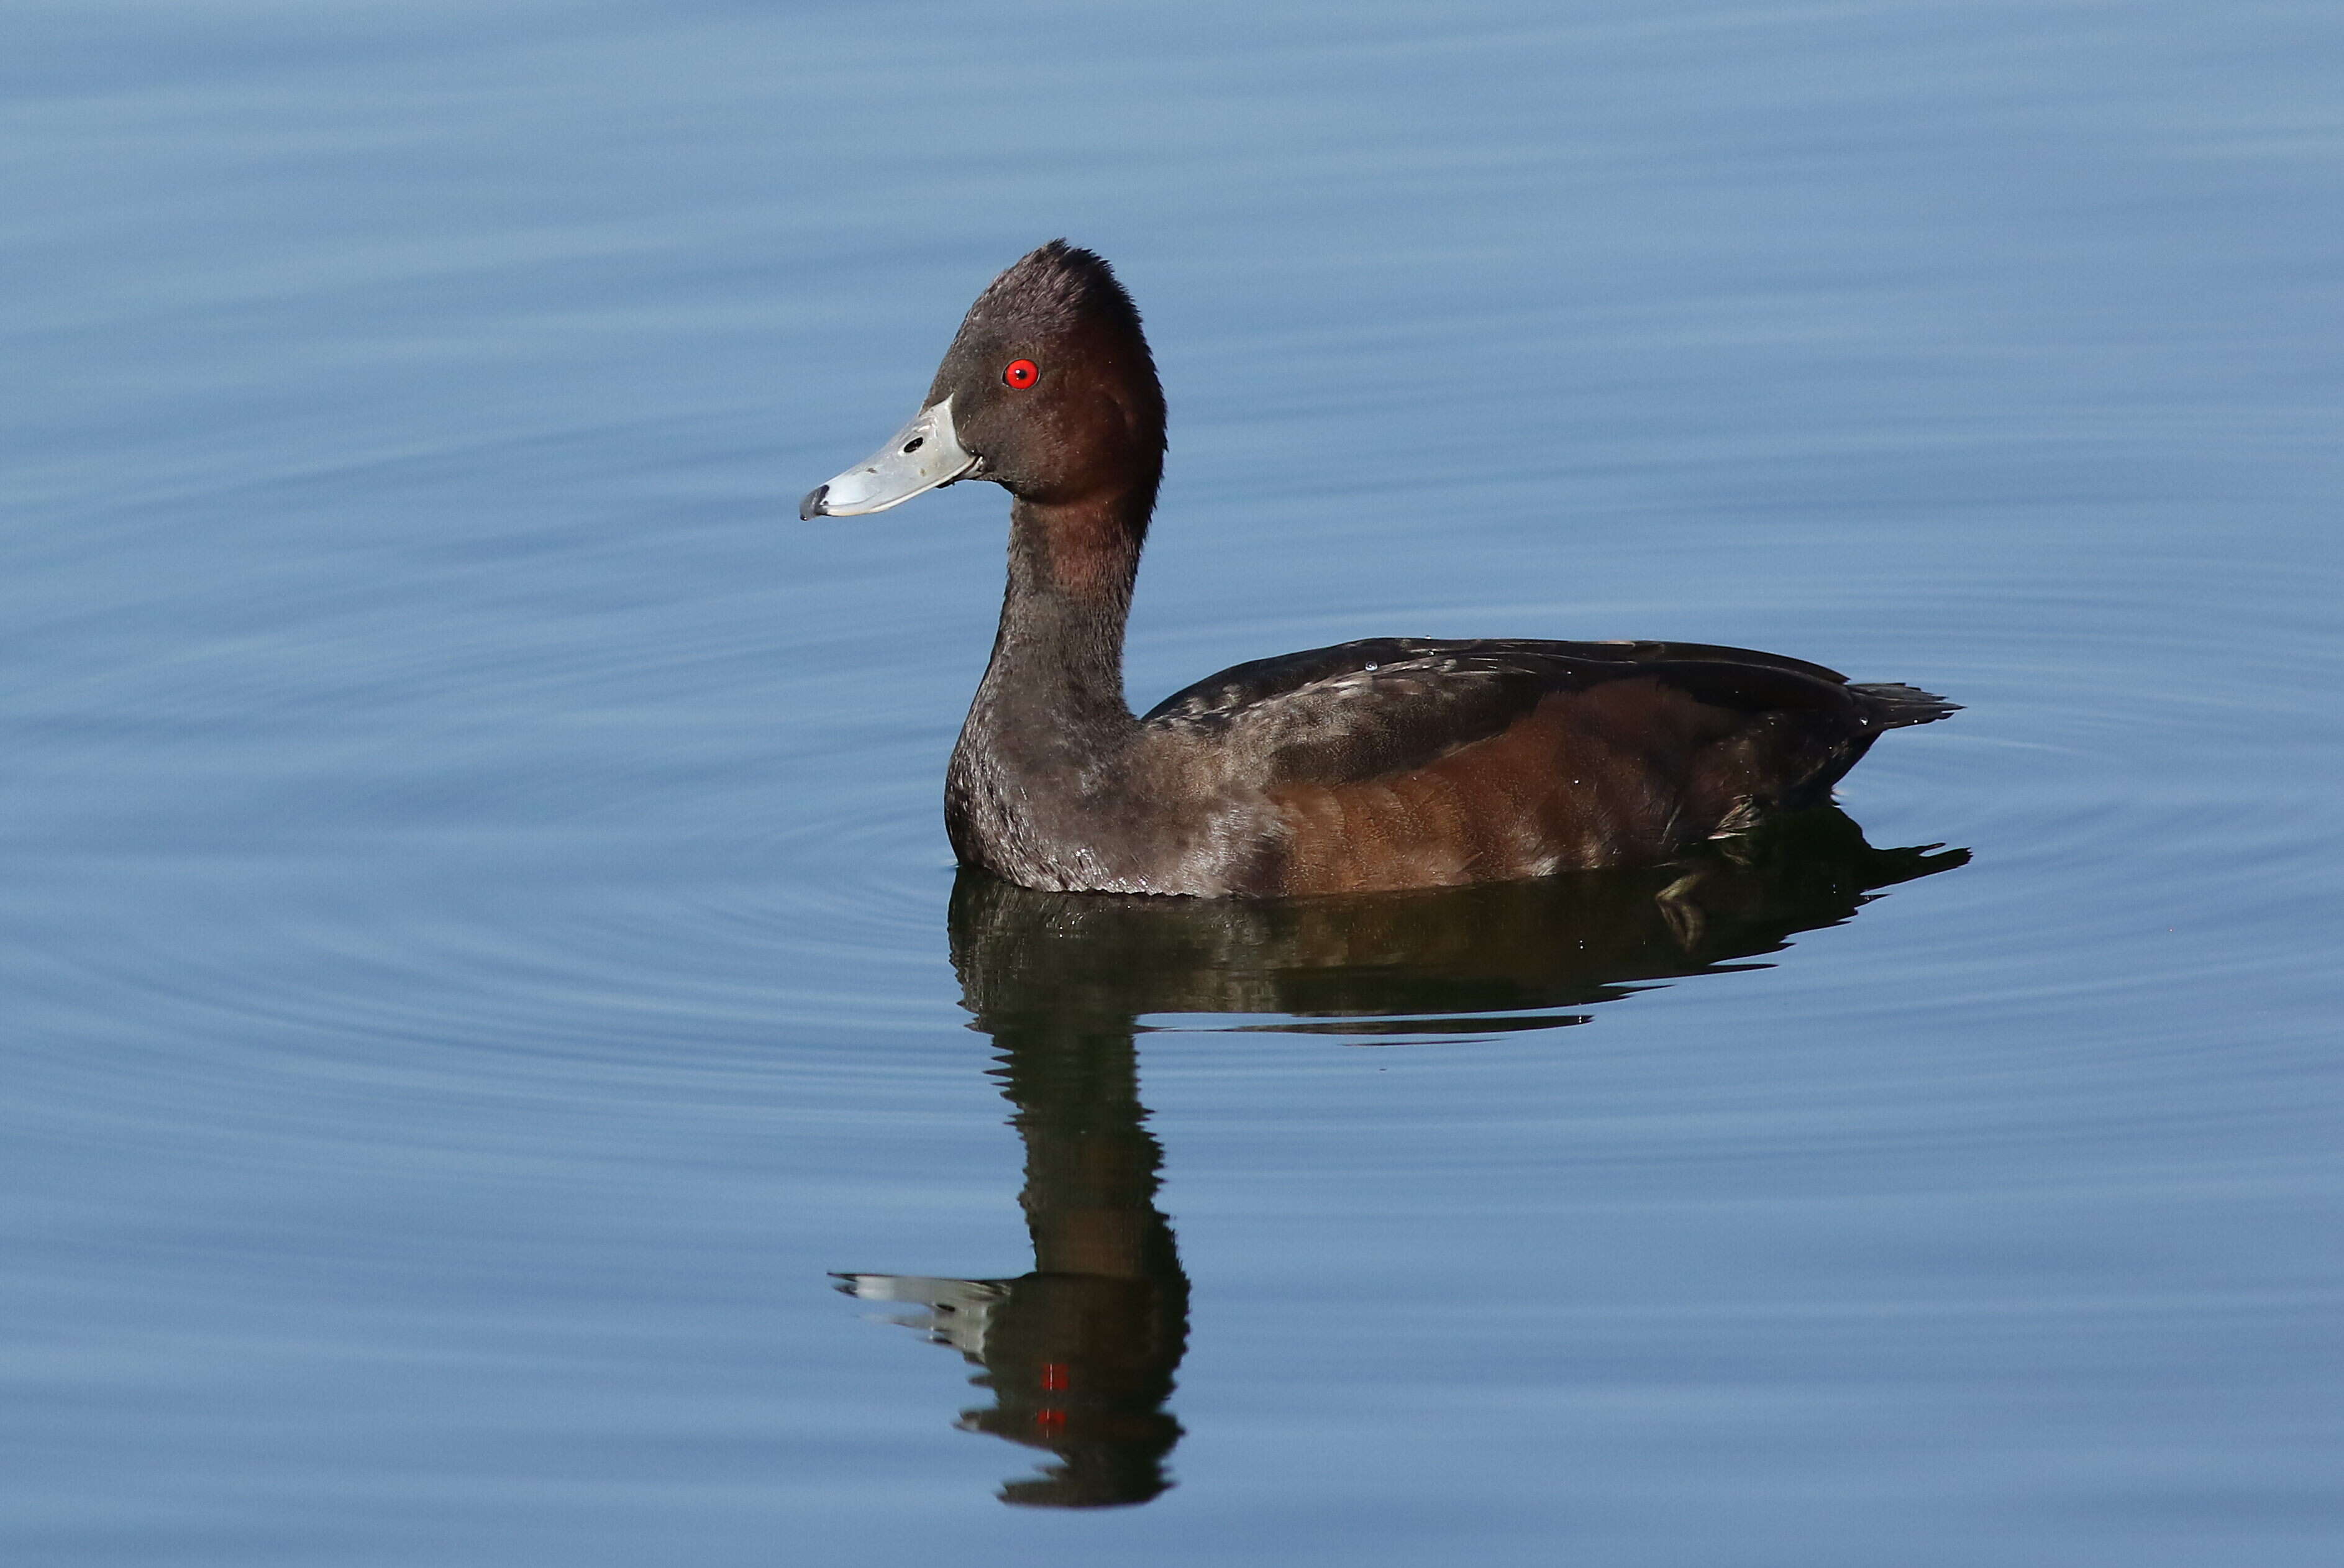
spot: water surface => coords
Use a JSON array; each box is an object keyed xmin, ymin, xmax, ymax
[{"xmin": 4, "ymin": 2, "xmax": 2341, "ymax": 1562}]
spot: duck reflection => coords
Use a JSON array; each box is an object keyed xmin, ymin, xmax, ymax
[{"xmin": 836, "ymin": 806, "xmax": 1964, "ymax": 1508}]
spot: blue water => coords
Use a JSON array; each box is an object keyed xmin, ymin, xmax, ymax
[{"xmin": 5, "ymin": 2, "xmax": 2342, "ymax": 1562}]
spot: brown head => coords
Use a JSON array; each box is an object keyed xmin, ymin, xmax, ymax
[{"xmin": 801, "ymin": 242, "xmax": 1166, "ymax": 541}]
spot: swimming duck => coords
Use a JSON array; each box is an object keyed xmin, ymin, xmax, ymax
[{"xmin": 802, "ymin": 242, "xmax": 1954, "ymax": 897}]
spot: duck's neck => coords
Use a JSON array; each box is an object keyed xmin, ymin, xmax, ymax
[{"xmin": 967, "ymin": 491, "xmax": 1148, "ymax": 749}]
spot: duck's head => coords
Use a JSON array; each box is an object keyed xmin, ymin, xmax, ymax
[{"xmin": 801, "ymin": 241, "xmax": 1165, "ymax": 524}]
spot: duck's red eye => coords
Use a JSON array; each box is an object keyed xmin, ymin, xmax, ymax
[{"xmin": 1003, "ymin": 358, "xmax": 1039, "ymax": 389}]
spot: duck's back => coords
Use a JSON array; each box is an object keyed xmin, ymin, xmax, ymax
[{"xmin": 1139, "ymin": 637, "xmax": 1954, "ymax": 895}]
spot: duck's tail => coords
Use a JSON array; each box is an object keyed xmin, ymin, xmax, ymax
[{"xmin": 1853, "ymin": 681, "xmax": 1960, "ymax": 731}]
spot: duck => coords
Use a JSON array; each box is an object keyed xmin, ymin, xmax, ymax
[{"xmin": 801, "ymin": 241, "xmax": 1955, "ymax": 897}]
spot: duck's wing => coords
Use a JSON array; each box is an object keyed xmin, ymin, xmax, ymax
[
  {"xmin": 1588, "ymin": 640, "xmax": 1959, "ymax": 727},
  {"xmin": 1139, "ymin": 636, "xmax": 1867, "ymax": 790},
  {"xmin": 1553, "ymin": 637, "xmax": 1853, "ymax": 685}
]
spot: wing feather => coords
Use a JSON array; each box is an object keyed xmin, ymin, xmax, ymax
[{"xmin": 1140, "ymin": 637, "xmax": 1861, "ymax": 790}]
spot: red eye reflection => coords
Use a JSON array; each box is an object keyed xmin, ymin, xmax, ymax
[{"xmin": 1003, "ymin": 358, "xmax": 1039, "ymax": 389}]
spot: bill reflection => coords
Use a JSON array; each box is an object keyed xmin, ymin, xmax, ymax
[{"xmin": 838, "ymin": 807, "xmax": 1965, "ymax": 1507}]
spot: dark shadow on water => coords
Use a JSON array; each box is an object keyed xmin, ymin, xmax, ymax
[{"xmin": 835, "ymin": 806, "xmax": 1966, "ymax": 1508}]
